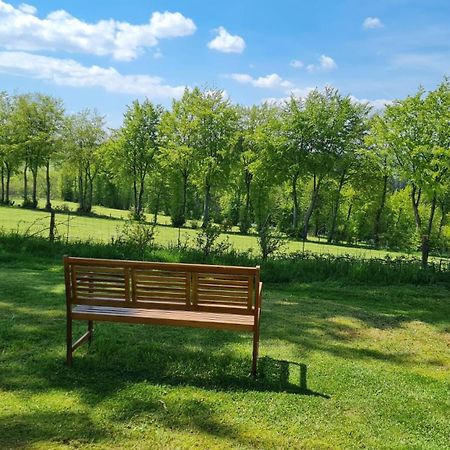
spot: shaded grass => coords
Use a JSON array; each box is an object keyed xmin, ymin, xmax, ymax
[{"xmin": 0, "ymin": 255, "xmax": 449, "ymax": 449}]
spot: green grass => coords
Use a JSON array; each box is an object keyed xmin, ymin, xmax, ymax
[
  {"xmin": 0, "ymin": 202, "xmax": 419, "ymax": 259},
  {"xmin": 0, "ymin": 254, "xmax": 449, "ymax": 449}
]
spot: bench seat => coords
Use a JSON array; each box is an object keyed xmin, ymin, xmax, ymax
[
  {"xmin": 72, "ymin": 305, "xmax": 255, "ymax": 331},
  {"xmin": 64, "ymin": 256, "xmax": 263, "ymax": 376}
]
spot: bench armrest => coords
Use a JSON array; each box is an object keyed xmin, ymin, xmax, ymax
[{"xmin": 258, "ymin": 282, "xmax": 263, "ymax": 308}]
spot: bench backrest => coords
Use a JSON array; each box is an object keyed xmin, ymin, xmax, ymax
[{"xmin": 64, "ymin": 257, "xmax": 261, "ymax": 315}]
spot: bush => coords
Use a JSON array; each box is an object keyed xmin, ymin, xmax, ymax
[
  {"xmin": 113, "ymin": 219, "xmax": 156, "ymax": 260},
  {"xmin": 257, "ymin": 219, "xmax": 286, "ymax": 260},
  {"xmin": 195, "ymin": 223, "xmax": 231, "ymax": 257},
  {"xmin": 171, "ymin": 212, "xmax": 186, "ymax": 228}
]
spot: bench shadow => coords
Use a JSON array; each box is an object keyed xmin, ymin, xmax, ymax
[{"xmin": 258, "ymin": 356, "xmax": 329, "ymax": 397}]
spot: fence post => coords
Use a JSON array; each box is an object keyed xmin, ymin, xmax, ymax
[
  {"xmin": 49, "ymin": 209, "xmax": 55, "ymax": 242},
  {"xmin": 421, "ymin": 235, "xmax": 429, "ymax": 268}
]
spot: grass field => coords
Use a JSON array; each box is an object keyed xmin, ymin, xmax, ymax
[
  {"xmin": 0, "ymin": 201, "xmax": 416, "ymax": 259},
  {"xmin": 0, "ymin": 254, "xmax": 449, "ymax": 449}
]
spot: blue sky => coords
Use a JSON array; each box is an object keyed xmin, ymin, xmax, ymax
[{"xmin": 0, "ymin": 0, "xmax": 449, "ymax": 127}]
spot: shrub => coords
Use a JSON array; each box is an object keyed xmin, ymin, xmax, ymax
[
  {"xmin": 257, "ymin": 219, "xmax": 286, "ymax": 260},
  {"xmin": 195, "ymin": 223, "xmax": 231, "ymax": 257},
  {"xmin": 113, "ymin": 219, "xmax": 156, "ymax": 260}
]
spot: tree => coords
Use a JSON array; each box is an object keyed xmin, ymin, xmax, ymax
[
  {"xmin": 279, "ymin": 96, "xmax": 310, "ymax": 235},
  {"xmin": 363, "ymin": 115, "xmax": 396, "ymax": 247},
  {"xmin": 65, "ymin": 110, "xmax": 106, "ymax": 213},
  {"xmin": 0, "ymin": 92, "xmax": 20, "ymax": 205},
  {"xmin": 116, "ymin": 100, "xmax": 163, "ymax": 220},
  {"xmin": 235, "ymin": 103, "xmax": 279, "ymax": 233},
  {"xmin": 375, "ymin": 80, "xmax": 450, "ymax": 266},
  {"xmin": 188, "ymin": 88, "xmax": 238, "ymax": 227},
  {"xmin": 159, "ymin": 90, "xmax": 199, "ymax": 226},
  {"xmin": 326, "ymin": 98, "xmax": 370, "ymax": 242},
  {"xmin": 11, "ymin": 94, "xmax": 64, "ymax": 209}
]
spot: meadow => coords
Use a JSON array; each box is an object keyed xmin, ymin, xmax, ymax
[
  {"xmin": 0, "ymin": 201, "xmax": 419, "ymax": 259},
  {"xmin": 0, "ymin": 250, "xmax": 449, "ymax": 449}
]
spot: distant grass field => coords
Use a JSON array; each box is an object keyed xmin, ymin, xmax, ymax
[
  {"xmin": 0, "ymin": 201, "xmax": 413, "ymax": 259},
  {"xmin": 0, "ymin": 254, "xmax": 449, "ymax": 449}
]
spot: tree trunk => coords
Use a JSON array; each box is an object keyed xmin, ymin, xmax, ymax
[
  {"xmin": 86, "ymin": 177, "xmax": 94, "ymax": 213},
  {"xmin": 182, "ymin": 170, "xmax": 189, "ymax": 222},
  {"xmin": 31, "ymin": 165, "xmax": 38, "ymax": 209},
  {"xmin": 240, "ymin": 169, "xmax": 252, "ymax": 234},
  {"xmin": 427, "ymin": 193, "xmax": 437, "ymax": 237},
  {"xmin": 45, "ymin": 159, "xmax": 52, "ymax": 210},
  {"xmin": 327, "ymin": 171, "xmax": 346, "ymax": 243},
  {"xmin": 153, "ymin": 189, "xmax": 161, "ymax": 226},
  {"xmin": 301, "ymin": 174, "xmax": 321, "ymax": 240},
  {"xmin": 23, "ymin": 161, "xmax": 29, "ymax": 205},
  {"xmin": 49, "ymin": 210, "xmax": 56, "ymax": 242},
  {"xmin": 421, "ymin": 235, "xmax": 430, "ymax": 269},
  {"xmin": 421, "ymin": 192, "xmax": 437, "ymax": 268},
  {"xmin": 292, "ymin": 173, "xmax": 300, "ymax": 233},
  {"xmin": 437, "ymin": 202, "xmax": 447, "ymax": 239},
  {"xmin": 78, "ymin": 168, "xmax": 85, "ymax": 212},
  {"xmin": 411, "ymin": 184, "xmax": 422, "ymax": 231},
  {"xmin": 1, "ymin": 163, "xmax": 4, "ymax": 203},
  {"xmin": 137, "ymin": 176, "xmax": 145, "ymax": 220},
  {"xmin": 202, "ymin": 181, "xmax": 211, "ymax": 228},
  {"xmin": 373, "ymin": 174, "xmax": 388, "ymax": 247},
  {"xmin": 5, "ymin": 165, "xmax": 11, "ymax": 205},
  {"xmin": 343, "ymin": 203, "xmax": 353, "ymax": 242}
]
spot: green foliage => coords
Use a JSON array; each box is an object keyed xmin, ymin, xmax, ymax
[
  {"xmin": 1, "ymin": 80, "xmax": 450, "ymax": 257},
  {"xmin": 64, "ymin": 109, "xmax": 106, "ymax": 213},
  {"xmin": 194, "ymin": 223, "xmax": 231, "ymax": 257},
  {"xmin": 112, "ymin": 219, "xmax": 156, "ymax": 260},
  {"xmin": 256, "ymin": 217, "xmax": 286, "ymax": 260}
]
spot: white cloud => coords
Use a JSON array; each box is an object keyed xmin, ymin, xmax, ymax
[
  {"xmin": 350, "ymin": 95, "xmax": 392, "ymax": 110},
  {"xmin": 306, "ymin": 54, "xmax": 337, "ymax": 73},
  {"xmin": 262, "ymin": 87, "xmax": 315, "ymax": 105},
  {"xmin": 264, "ymin": 89, "xmax": 391, "ymax": 111},
  {"xmin": 230, "ymin": 72, "xmax": 293, "ymax": 89},
  {"xmin": 207, "ymin": 26, "xmax": 245, "ymax": 54},
  {"xmin": 0, "ymin": 1, "xmax": 196, "ymax": 61},
  {"xmin": 0, "ymin": 51, "xmax": 186, "ymax": 98},
  {"xmin": 363, "ymin": 17, "xmax": 384, "ymax": 30},
  {"xmin": 18, "ymin": 3, "xmax": 36, "ymax": 14},
  {"xmin": 290, "ymin": 59, "xmax": 304, "ymax": 69}
]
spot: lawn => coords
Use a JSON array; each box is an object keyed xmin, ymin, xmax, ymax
[
  {"xmin": 0, "ymin": 255, "xmax": 449, "ymax": 449},
  {"xmin": 0, "ymin": 202, "xmax": 416, "ymax": 259}
]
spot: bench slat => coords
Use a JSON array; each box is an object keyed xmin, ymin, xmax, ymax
[
  {"xmin": 66, "ymin": 257, "xmax": 258, "ymax": 276},
  {"xmin": 72, "ymin": 305, "xmax": 255, "ymax": 331}
]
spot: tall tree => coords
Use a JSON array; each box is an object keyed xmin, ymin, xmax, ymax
[
  {"xmin": 326, "ymin": 98, "xmax": 370, "ymax": 242},
  {"xmin": 188, "ymin": 88, "xmax": 238, "ymax": 227},
  {"xmin": 374, "ymin": 80, "xmax": 450, "ymax": 265},
  {"xmin": 65, "ymin": 110, "xmax": 106, "ymax": 213},
  {"xmin": 116, "ymin": 100, "xmax": 163, "ymax": 220},
  {"xmin": 0, "ymin": 92, "xmax": 20, "ymax": 205},
  {"xmin": 235, "ymin": 103, "xmax": 279, "ymax": 233},
  {"xmin": 159, "ymin": 90, "xmax": 199, "ymax": 226}
]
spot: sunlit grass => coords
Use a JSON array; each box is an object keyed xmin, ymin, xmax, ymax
[
  {"xmin": 0, "ymin": 255, "xmax": 448, "ymax": 448},
  {"xmin": 0, "ymin": 202, "xmax": 415, "ymax": 259}
]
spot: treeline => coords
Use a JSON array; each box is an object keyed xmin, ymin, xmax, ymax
[{"xmin": 1, "ymin": 81, "xmax": 449, "ymax": 265}]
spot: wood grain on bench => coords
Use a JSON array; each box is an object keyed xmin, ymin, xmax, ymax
[{"xmin": 64, "ymin": 256, "xmax": 263, "ymax": 376}]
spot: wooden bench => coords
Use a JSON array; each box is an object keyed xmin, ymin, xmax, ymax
[{"xmin": 64, "ymin": 256, "xmax": 263, "ymax": 376}]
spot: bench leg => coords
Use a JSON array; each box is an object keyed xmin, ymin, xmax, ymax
[
  {"xmin": 252, "ymin": 321, "xmax": 260, "ymax": 378},
  {"xmin": 88, "ymin": 320, "xmax": 93, "ymax": 345},
  {"xmin": 66, "ymin": 314, "xmax": 73, "ymax": 367}
]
